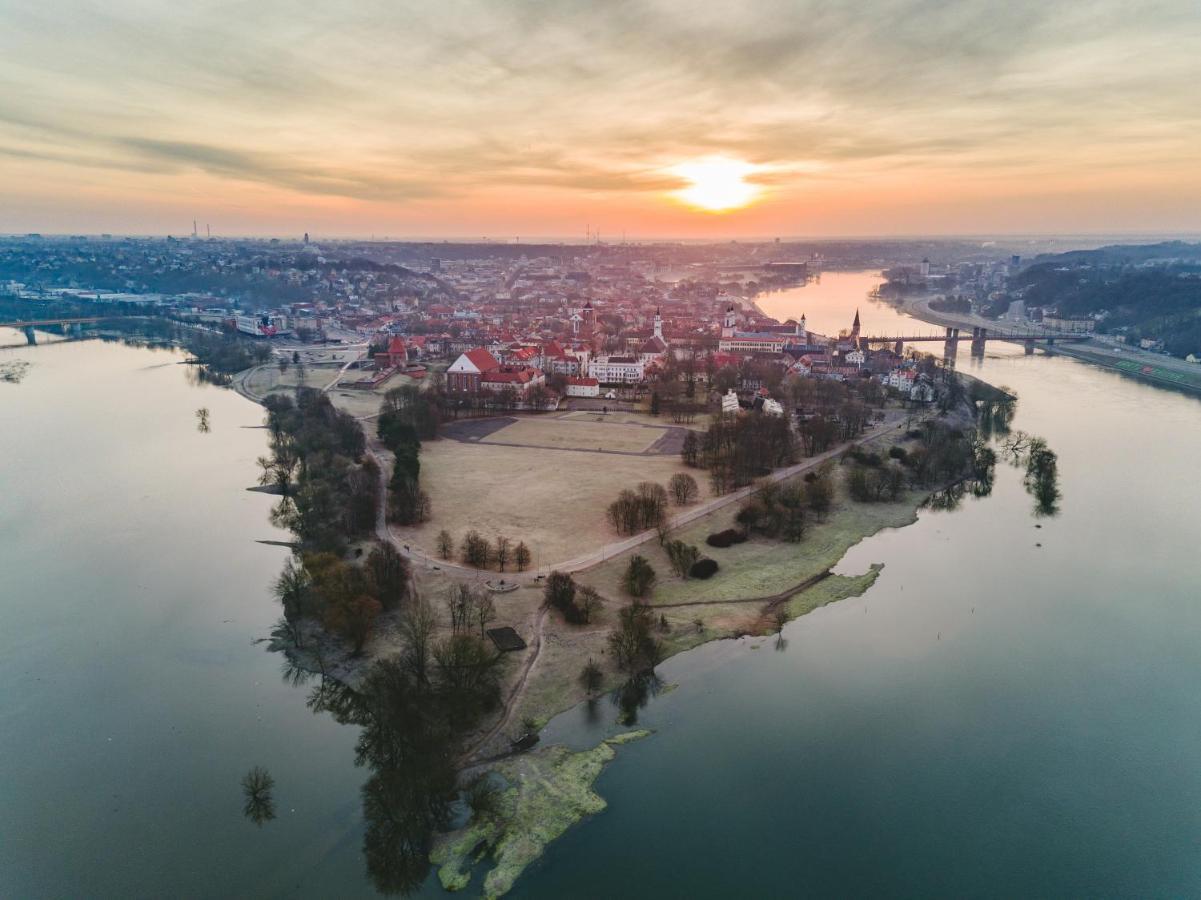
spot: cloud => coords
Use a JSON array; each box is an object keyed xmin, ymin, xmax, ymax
[{"xmin": 0, "ymin": 0, "xmax": 1198, "ymax": 225}]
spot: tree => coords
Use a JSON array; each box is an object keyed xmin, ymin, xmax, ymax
[
  {"xmin": 622, "ymin": 555, "xmax": 657, "ymax": 598},
  {"xmin": 579, "ymin": 658, "xmax": 604, "ymax": 696},
  {"xmin": 433, "ymin": 634, "xmax": 502, "ymax": 730},
  {"xmin": 365, "ymin": 543, "xmax": 409, "ymax": 610},
  {"xmin": 576, "ymin": 585, "xmax": 603, "ymax": 624},
  {"xmin": 806, "ymin": 471, "xmax": 833, "ymax": 516},
  {"xmin": 436, "ymin": 529, "xmax": 454, "ymax": 560},
  {"xmin": 650, "ymin": 391, "xmax": 661, "ymax": 416},
  {"xmin": 326, "ymin": 593, "xmax": 383, "ymax": 655},
  {"xmin": 494, "ymin": 536, "xmax": 511, "ymax": 572},
  {"xmin": 400, "ymin": 595, "xmax": 436, "ymax": 687},
  {"xmin": 514, "ymin": 541, "xmax": 531, "ymax": 572},
  {"xmin": 544, "ymin": 571, "xmax": 576, "ymax": 613},
  {"xmin": 668, "ymin": 472, "xmax": 699, "ymax": 505},
  {"xmin": 446, "ymin": 583, "xmax": 477, "ymax": 635},
  {"xmin": 475, "ymin": 593, "xmax": 496, "ymax": 637},
  {"xmin": 607, "ymin": 603, "xmax": 664, "ymax": 673},
  {"xmin": 681, "ymin": 430, "xmax": 700, "ymax": 467}
]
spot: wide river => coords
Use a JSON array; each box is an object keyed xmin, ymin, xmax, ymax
[{"xmin": 2, "ymin": 276, "xmax": 1200, "ymax": 897}]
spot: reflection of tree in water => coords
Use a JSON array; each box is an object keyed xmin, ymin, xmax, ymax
[
  {"xmin": 241, "ymin": 766, "xmax": 276, "ymax": 826},
  {"xmin": 285, "ymin": 646, "xmax": 498, "ymax": 896},
  {"xmin": 610, "ymin": 671, "xmax": 664, "ymax": 726},
  {"xmin": 1003, "ymin": 431, "xmax": 1061, "ymax": 517},
  {"xmin": 975, "ymin": 388, "xmax": 1017, "ymax": 441},
  {"xmin": 923, "ymin": 437, "xmax": 998, "ymax": 512}
]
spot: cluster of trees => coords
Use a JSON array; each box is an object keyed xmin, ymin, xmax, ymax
[
  {"xmin": 274, "ymin": 543, "xmax": 409, "ymax": 654},
  {"xmin": 607, "ymin": 482, "xmax": 669, "ymax": 535},
  {"xmin": 847, "ymin": 461, "xmax": 906, "ymax": 503},
  {"xmin": 663, "ymin": 540, "xmax": 700, "ymax": 577},
  {"xmin": 682, "ymin": 414, "xmax": 796, "ymax": 494},
  {"xmin": 377, "ymin": 386, "xmax": 436, "ymax": 526},
  {"xmin": 444, "ymin": 583, "xmax": 496, "ymax": 637},
  {"xmin": 184, "ymin": 327, "xmax": 273, "ymax": 376},
  {"xmin": 736, "ymin": 481, "xmax": 809, "ymax": 541},
  {"xmin": 446, "ymin": 529, "xmax": 532, "ymax": 572},
  {"xmin": 543, "ymin": 571, "xmax": 603, "ymax": 624},
  {"xmin": 847, "ymin": 421, "xmax": 1003, "ymax": 506},
  {"xmin": 262, "ymin": 390, "xmax": 376, "ymax": 552},
  {"xmin": 297, "ymin": 593, "xmax": 505, "ymax": 894}
]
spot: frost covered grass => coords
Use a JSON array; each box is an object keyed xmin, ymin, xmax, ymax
[{"xmin": 432, "ymin": 731, "xmax": 652, "ymax": 898}]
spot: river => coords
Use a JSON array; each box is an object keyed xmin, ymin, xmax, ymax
[{"xmin": 3, "ymin": 279, "xmax": 1201, "ymax": 897}]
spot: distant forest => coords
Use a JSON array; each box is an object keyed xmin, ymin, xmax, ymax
[{"xmin": 1013, "ymin": 242, "xmax": 1201, "ymax": 358}]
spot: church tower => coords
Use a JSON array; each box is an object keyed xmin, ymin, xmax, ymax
[
  {"xmin": 653, "ymin": 307, "xmax": 663, "ymax": 340},
  {"xmin": 796, "ymin": 313, "xmax": 807, "ymax": 342},
  {"xmin": 722, "ymin": 304, "xmax": 737, "ymax": 338},
  {"xmin": 850, "ymin": 308, "xmax": 861, "ymax": 341}
]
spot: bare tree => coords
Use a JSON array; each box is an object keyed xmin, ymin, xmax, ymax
[
  {"xmin": 495, "ymin": 536, "xmax": 511, "ymax": 572},
  {"xmin": 436, "ymin": 529, "xmax": 454, "ymax": 560},
  {"xmin": 514, "ymin": 541, "xmax": 531, "ymax": 572},
  {"xmin": 475, "ymin": 593, "xmax": 496, "ymax": 637}
]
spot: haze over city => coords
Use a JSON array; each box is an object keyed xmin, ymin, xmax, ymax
[{"xmin": 3, "ymin": 0, "xmax": 1201, "ymax": 238}]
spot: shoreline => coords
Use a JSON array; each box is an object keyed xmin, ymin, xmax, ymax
[{"xmin": 235, "ymin": 360, "xmax": 980, "ymax": 898}]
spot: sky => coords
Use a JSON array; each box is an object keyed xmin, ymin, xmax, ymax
[{"xmin": 1, "ymin": 0, "xmax": 1200, "ymax": 239}]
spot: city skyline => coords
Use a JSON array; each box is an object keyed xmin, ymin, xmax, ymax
[{"xmin": 2, "ymin": 0, "xmax": 1200, "ymax": 237}]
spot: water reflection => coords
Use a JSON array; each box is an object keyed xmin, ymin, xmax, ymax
[
  {"xmin": 241, "ymin": 766, "xmax": 276, "ymax": 827},
  {"xmin": 289, "ymin": 659, "xmax": 460, "ymax": 895}
]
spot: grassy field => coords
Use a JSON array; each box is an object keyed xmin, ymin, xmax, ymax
[
  {"xmin": 480, "ymin": 417, "xmax": 662, "ymax": 453},
  {"xmin": 392, "ymin": 437, "xmax": 712, "ymax": 566},
  {"xmin": 574, "ymin": 457, "xmax": 920, "ymax": 608}
]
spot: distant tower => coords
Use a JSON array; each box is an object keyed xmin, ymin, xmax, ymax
[
  {"xmin": 796, "ymin": 313, "xmax": 807, "ymax": 342},
  {"xmin": 581, "ymin": 300, "xmax": 596, "ymax": 338},
  {"xmin": 653, "ymin": 307, "xmax": 663, "ymax": 340},
  {"xmin": 920, "ymin": 257, "xmax": 930, "ymax": 278},
  {"xmin": 850, "ymin": 309, "xmax": 861, "ymax": 342},
  {"xmin": 722, "ymin": 304, "xmax": 737, "ymax": 338},
  {"xmin": 304, "ymin": 232, "xmax": 310, "ymax": 245}
]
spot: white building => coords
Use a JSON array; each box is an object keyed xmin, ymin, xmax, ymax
[
  {"xmin": 565, "ymin": 376, "xmax": 600, "ymax": 397},
  {"xmin": 721, "ymin": 389, "xmax": 740, "ymax": 414},
  {"xmin": 589, "ymin": 355, "xmax": 645, "ymax": 384}
]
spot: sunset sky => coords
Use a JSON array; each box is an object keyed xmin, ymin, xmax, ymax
[{"xmin": 2, "ymin": 0, "xmax": 1199, "ymax": 238}]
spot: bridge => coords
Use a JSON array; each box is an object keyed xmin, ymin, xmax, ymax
[
  {"xmin": 0, "ymin": 317, "xmax": 104, "ymax": 345},
  {"xmin": 858, "ymin": 325, "xmax": 1091, "ymax": 360}
]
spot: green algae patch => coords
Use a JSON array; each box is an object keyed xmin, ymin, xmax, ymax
[{"xmin": 433, "ymin": 731, "xmax": 651, "ymax": 897}]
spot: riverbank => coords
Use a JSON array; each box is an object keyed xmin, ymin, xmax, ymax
[{"xmin": 892, "ymin": 291, "xmax": 1201, "ymax": 396}]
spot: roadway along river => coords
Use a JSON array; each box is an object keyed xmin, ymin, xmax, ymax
[{"xmin": 2, "ymin": 276, "xmax": 1200, "ymax": 897}]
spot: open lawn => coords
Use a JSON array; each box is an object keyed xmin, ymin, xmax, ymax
[
  {"xmin": 391, "ymin": 438, "xmax": 712, "ymax": 567},
  {"xmin": 479, "ymin": 417, "xmax": 662, "ymax": 453}
]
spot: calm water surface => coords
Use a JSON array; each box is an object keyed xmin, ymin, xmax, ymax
[{"xmin": 3, "ymin": 297, "xmax": 1201, "ymax": 898}]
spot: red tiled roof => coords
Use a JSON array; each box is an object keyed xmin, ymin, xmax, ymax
[{"xmin": 464, "ymin": 348, "xmax": 501, "ymax": 371}]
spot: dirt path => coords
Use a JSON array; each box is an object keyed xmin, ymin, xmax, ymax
[{"xmin": 459, "ymin": 602, "xmax": 550, "ymax": 763}]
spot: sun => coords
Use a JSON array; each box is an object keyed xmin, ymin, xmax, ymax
[{"xmin": 670, "ymin": 156, "xmax": 762, "ymax": 212}]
